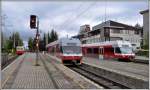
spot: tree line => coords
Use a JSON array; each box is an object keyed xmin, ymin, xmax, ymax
[
  {"xmin": 28, "ymin": 29, "xmax": 58, "ymax": 51},
  {"xmin": 2, "ymin": 31, "xmax": 23, "ymax": 53}
]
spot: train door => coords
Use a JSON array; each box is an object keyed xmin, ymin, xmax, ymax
[
  {"xmin": 82, "ymin": 47, "xmax": 87, "ymax": 55},
  {"xmin": 99, "ymin": 47, "xmax": 104, "ymax": 60},
  {"xmin": 103, "ymin": 45, "xmax": 114, "ymax": 60}
]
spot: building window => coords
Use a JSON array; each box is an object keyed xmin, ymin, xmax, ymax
[
  {"xmin": 134, "ymin": 30, "xmax": 139, "ymax": 34},
  {"xmin": 82, "ymin": 40, "xmax": 86, "ymax": 44},
  {"xmin": 112, "ymin": 29, "xmax": 121, "ymax": 33},
  {"xmin": 125, "ymin": 30, "xmax": 129, "ymax": 34},
  {"xmin": 132, "ymin": 44, "xmax": 136, "ymax": 46}
]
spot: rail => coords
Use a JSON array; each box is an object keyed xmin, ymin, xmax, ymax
[{"xmin": 67, "ymin": 65, "xmax": 129, "ymax": 89}]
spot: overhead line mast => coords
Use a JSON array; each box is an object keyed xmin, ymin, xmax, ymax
[{"xmin": 105, "ymin": 0, "xmax": 107, "ymax": 23}]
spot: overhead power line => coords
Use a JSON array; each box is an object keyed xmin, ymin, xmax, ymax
[
  {"xmin": 57, "ymin": 2, "xmax": 85, "ymax": 30},
  {"xmin": 63, "ymin": 1, "xmax": 97, "ymax": 31},
  {"xmin": 58, "ymin": 1, "xmax": 97, "ymax": 31}
]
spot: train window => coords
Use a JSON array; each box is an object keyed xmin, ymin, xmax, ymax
[
  {"xmin": 87, "ymin": 48, "xmax": 92, "ymax": 53},
  {"xmin": 99, "ymin": 48, "xmax": 102, "ymax": 54},
  {"xmin": 60, "ymin": 46, "xmax": 63, "ymax": 53},
  {"xmin": 115, "ymin": 47, "xmax": 121, "ymax": 53},
  {"xmin": 61, "ymin": 46, "xmax": 81, "ymax": 54},
  {"xmin": 110, "ymin": 48, "xmax": 114, "ymax": 53},
  {"xmin": 99, "ymin": 48, "xmax": 101, "ymax": 54},
  {"xmin": 93, "ymin": 48, "xmax": 98, "ymax": 54}
]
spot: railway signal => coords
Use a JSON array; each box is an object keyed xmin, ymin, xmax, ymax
[
  {"xmin": 30, "ymin": 15, "xmax": 36, "ymax": 29},
  {"xmin": 30, "ymin": 15, "xmax": 40, "ymax": 66}
]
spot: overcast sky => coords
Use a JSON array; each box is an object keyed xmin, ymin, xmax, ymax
[{"xmin": 1, "ymin": 0, "xmax": 148, "ymax": 47}]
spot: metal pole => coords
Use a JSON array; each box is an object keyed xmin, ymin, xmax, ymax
[
  {"xmin": 35, "ymin": 16, "xmax": 40, "ymax": 66},
  {"xmin": 14, "ymin": 32, "xmax": 15, "ymax": 48}
]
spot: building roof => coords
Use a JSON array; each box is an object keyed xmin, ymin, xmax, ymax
[
  {"xmin": 140, "ymin": 9, "xmax": 149, "ymax": 14},
  {"xmin": 109, "ymin": 20, "xmax": 138, "ymax": 30},
  {"xmin": 93, "ymin": 20, "xmax": 139, "ymax": 30}
]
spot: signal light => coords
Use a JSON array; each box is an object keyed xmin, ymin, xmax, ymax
[{"xmin": 30, "ymin": 15, "xmax": 36, "ymax": 29}]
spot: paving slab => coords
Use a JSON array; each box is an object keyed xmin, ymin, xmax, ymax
[
  {"xmin": 46, "ymin": 54, "xmax": 103, "ymax": 89},
  {"xmin": 2, "ymin": 53, "xmax": 103, "ymax": 89},
  {"xmin": 2, "ymin": 53, "xmax": 56, "ymax": 89}
]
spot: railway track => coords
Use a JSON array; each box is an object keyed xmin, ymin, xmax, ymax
[{"xmin": 67, "ymin": 65, "xmax": 130, "ymax": 89}]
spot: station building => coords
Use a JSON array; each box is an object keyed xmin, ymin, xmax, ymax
[
  {"xmin": 73, "ymin": 20, "xmax": 142, "ymax": 50},
  {"xmin": 140, "ymin": 9, "xmax": 149, "ymax": 46}
]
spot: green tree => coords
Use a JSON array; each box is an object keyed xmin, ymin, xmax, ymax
[
  {"xmin": 47, "ymin": 29, "xmax": 58, "ymax": 44},
  {"xmin": 134, "ymin": 23, "xmax": 141, "ymax": 29},
  {"xmin": 54, "ymin": 31, "xmax": 58, "ymax": 40},
  {"xmin": 28, "ymin": 37, "xmax": 33, "ymax": 51},
  {"xmin": 4, "ymin": 39, "xmax": 13, "ymax": 53},
  {"xmin": 50, "ymin": 29, "xmax": 55, "ymax": 42},
  {"xmin": 11, "ymin": 32, "xmax": 24, "ymax": 48},
  {"xmin": 2, "ymin": 31, "xmax": 23, "ymax": 53},
  {"xmin": 1, "ymin": 31, "xmax": 5, "ymax": 52},
  {"xmin": 48, "ymin": 31, "xmax": 51, "ymax": 43},
  {"xmin": 43, "ymin": 33, "xmax": 46, "ymax": 50},
  {"xmin": 49, "ymin": 29, "xmax": 58, "ymax": 42}
]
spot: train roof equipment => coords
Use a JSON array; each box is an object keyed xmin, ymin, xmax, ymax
[{"xmin": 46, "ymin": 38, "xmax": 81, "ymax": 48}]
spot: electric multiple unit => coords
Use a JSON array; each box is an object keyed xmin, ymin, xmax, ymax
[
  {"xmin": 82, "ymin": 40, "xmax": 135, "ymax": 61},
  {"xmin": 46, "ymin": 38, "xmax": 82, "ymax": 65},
  {"xmin": 16, "ymin": 46, "xmax": 25, "ymax": 55}
]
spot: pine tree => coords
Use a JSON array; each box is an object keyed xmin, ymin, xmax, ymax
[
  {"xmin": 28, "ymin": 37, "xmax": 33, "ymax": 51},
  {"xmin": 43, "ymin": 33, "xmax": 46, "ymax": 50}
]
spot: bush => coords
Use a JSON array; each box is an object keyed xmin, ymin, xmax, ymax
[{"xmin": 136, "ymin": 50, "xmax": 149, "ymax": 57}]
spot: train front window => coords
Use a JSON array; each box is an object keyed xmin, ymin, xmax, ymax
[
  {"xmin": 62, "ymin": 46, "xmax": 81, "ymax": 54},
  {"xmin": 115, "ymin": 47, "xmax": 133, "ymax": 54},
  {"xmin": 115, "ymin": 47, "xmax": 121, "ymax": 53},
  {"xmin": 120, "ymin": 47, "xmax": 133, "ymax": 54}
]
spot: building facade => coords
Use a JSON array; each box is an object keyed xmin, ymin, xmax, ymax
[
  {"xmin": 140, "ymin": 9, "xmax": 149, "ymax": 46},
  {"xmin": 73, "ymin": 20, "xmax": 142, "ymax": 50}
]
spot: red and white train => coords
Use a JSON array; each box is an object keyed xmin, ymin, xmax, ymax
[
  {"xmin": 82, "ymin": 40, "xmax": 135, "ymax": 61},
  {"xmin": 46, "ymin": 38, "xmax": 82, "ymax": 65},
  {"xmin": 16, "ymin": 46, "xmax": 25, "ymax": 55}
]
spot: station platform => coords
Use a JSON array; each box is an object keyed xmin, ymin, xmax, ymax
[
  {"xmin": 46, "ymin": 54, "xmax": 149, "ymax": 88},
  {"xmin": 82, "ymin": 56, "xmax": 149, "ymax": 88},
  {"xmin": 135, "ymin": 56, "xmax": 149, "ymax": 60},
  {"xmin": 135, "ymin": 56, "xmax": 149, "ymax": 64},
  {"xmin": 82, "ymin": 57, "xmax": 149, "ymax": 81},
  {"xmin": 1, "ymin": 53, "xmax": 102, "ymax": 89}
]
